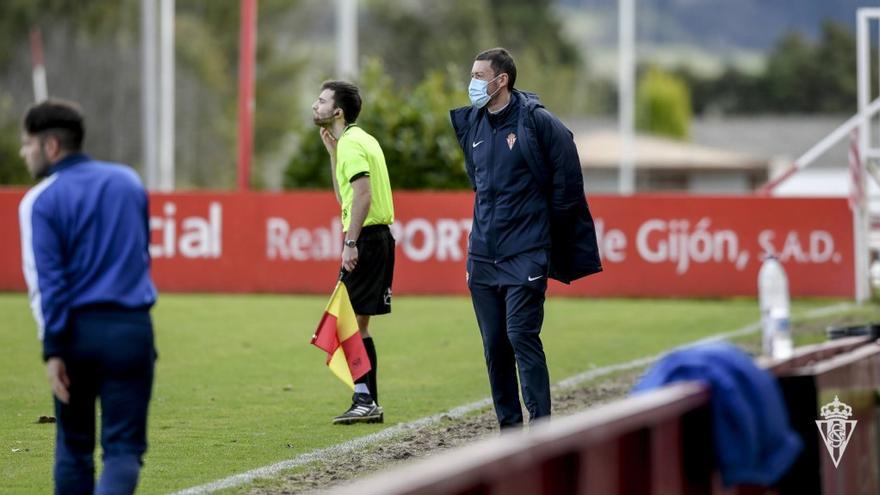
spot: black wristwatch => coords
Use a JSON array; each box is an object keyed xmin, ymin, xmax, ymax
[{"xmin": 344, "ymin": 239, "xmax": 357, "ymax": 248}]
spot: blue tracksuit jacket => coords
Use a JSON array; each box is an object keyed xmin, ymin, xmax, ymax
[
  {"xmin": 631, "ymin": 342, "xmax": 803, "ymax": 486},
  {"xmin": 18, "ymin": 153, "xmax": 157, "ymax": 359}
]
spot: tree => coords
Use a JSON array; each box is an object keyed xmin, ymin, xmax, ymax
[
  {"xmin": 175, "ymin": 0, "xmax": 307, "ymax": 188},
  {"xmin": 812, "ymin": 20, "xmax": 858, "ymax": 113},
  {"xmin": 763, "ymin": 31, "xmax": 820, "ymax": 112},
  {"xmin": 636, "ymin": 67, "xmax": 691, "ymax": 139},
  {"xmin": 673, "ymin": 20, "xmax": 874, "ymax": 116},
  {"xmin": 0, "ymin": 0, "xmax": 132, "ymax": 68},
  {"xmin": 0, "ymin": 96, "xmax": 31, "ymax": 186},
  {"xmin": 488, "ymin": 0, "xmax": 580, "ymax": 68},
  {"xmin": 0, "ymin": 1, "xmax": 136, "ymax": 186},
  {"xmin": 360, "ymin": 0, "xmax": 603, "ymax": 116},
  {"xmin": 0, "ymin": 0, "xmax": 607, "ymax": 188},
  {"xmin": 0, "ymin": 1, "xmax": 307, "ymax": 188},
  {"xmin": 361, "ymin": 0, "xmax": 494, "ymax": 88}
]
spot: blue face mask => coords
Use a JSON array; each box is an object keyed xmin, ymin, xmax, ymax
[{"xmin": 468, "ymin": 75, "xmax": 502, "ymax": 109}]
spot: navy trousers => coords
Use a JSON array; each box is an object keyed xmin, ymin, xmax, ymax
[
  {"xmin": 54, "ymin": 306, "xmax": 155, "ymax": 495},
  {"xmin": 468, "ymin": 250, "xmax": 551, "ymax": 428}
]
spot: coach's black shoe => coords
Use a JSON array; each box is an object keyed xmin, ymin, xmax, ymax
[{"xmin": 332, "ymin": 393, "xmax": 383, "ymax": 425}]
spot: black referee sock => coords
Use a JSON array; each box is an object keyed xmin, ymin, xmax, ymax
[{"xmin": 363, "ymin": 337, "xmax": 378, "ymax": 404}]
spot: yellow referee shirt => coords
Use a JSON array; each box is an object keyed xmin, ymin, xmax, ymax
[{"xmin": 335, "ymin": 124, "xmax": 394, "ymax": 232}]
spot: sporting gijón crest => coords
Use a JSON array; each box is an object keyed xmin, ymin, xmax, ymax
[
  {"xmin": 815, "ymin": 396, "xmax": 857, "ymax": 468},
  {"xmin": 506, "ymin": 132, "xmax": 516, "ymax": 150}
]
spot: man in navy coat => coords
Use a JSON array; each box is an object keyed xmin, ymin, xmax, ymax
[{"xmin": 450, "ymin": 47, "xmax": 602, "ymax": 428}]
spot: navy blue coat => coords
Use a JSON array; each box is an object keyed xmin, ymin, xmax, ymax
[{"xmin": 450, "ymin": 90, "xmax": 602, "ymax": 283}]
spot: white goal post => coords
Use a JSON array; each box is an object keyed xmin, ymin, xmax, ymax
[{"xmin": 856, "ymin": 8, "xmax": 880, "ymax": 302}]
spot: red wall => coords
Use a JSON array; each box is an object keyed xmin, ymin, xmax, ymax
[{"xmin": 0, "ymin": 190, "xmax": 855, "ymax": 297}]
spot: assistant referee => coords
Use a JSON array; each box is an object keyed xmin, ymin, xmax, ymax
[{"xmin": 312, "ymin": 80, "xmax": 395, "ymax": 424}]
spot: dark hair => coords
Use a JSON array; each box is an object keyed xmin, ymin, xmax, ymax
[
  {"xmin": 23, "ymin": 99, "xmax": 85, "ymax": 151},
  {"xmin": 321, "ymin": 80, "xmax": 362, "ymax": 124},
  {"xmin": 475, "ymin": 47, "xmax": 517, "ymax": 91}
]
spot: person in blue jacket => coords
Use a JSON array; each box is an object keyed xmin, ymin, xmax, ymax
[
  {"xmin": 18, "ymin": 99, "xmax": 157, "ymax": 495},
  {"xmin": 450, "ymin": 48, "xmax": 602, "ymax": 429}
]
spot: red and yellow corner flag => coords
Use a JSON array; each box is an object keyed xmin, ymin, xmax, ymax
[{"xmin": 310, "ymin": 282, "xmax": 371, "ymax": 390}]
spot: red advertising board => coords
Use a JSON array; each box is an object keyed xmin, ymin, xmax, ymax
[{"xmin": 0, "ymin": 190, "xmax": 855, "ymax": 297}]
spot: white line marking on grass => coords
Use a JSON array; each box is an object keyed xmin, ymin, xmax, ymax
[
  {"xmin": 555, "ymin": 302, "xmax": 853, "ymax": 390},
  {"xmin": 169, "ymin": 399, "xmax": 493, "ymax": 495},
  {"xmin": 170, "ymin": 303, "xmax": 854, "ymax": 494},
  {"xmin": 554, "ymin": 319, "xmax": 764, "ymax": 390}
]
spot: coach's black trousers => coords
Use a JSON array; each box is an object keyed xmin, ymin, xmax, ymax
[{"xmin": 467, "ymin": 250, "xmax": 551, "ymax": 428}]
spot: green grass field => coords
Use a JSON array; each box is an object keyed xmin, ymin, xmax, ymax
[{"xmin": 1, "ymin": 293, "xmax": 874, "ymax": 494}]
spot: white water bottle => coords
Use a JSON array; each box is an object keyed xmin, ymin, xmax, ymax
[{"xmin": 758, "ymin": 255, "xmax": 793, "ymax": 359}]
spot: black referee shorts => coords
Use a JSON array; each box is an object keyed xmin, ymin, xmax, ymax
[{"xmin": 341, "ymin": 224, "xmax": 395, "ymax": 316}]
